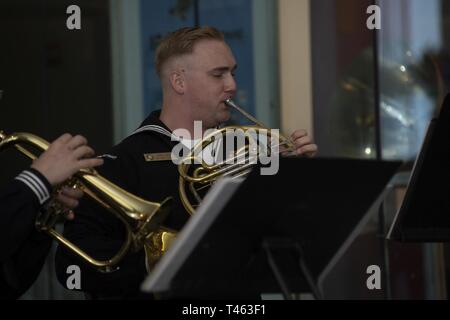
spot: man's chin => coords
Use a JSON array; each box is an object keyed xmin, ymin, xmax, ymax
[{"xmin": 219, "ymin": 111, "xmax": 231, "ymax": 124}]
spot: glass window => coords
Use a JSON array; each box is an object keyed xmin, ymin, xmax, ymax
[
  {"xmin": 379, "ymin": 0, "xmax": 443, "ymax": 161},
  {"xmin": 311, "ymin": 0, "xmax": 376, "ymax": 159}
]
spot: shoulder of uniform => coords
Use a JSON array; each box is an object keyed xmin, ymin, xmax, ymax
[{"xmin": 98, "ymin": 129, "xmax": 170, "ymax": 163}]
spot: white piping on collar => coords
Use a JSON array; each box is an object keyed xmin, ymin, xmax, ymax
[{"xmin": 125, "ymin": 125, "xmax": 181, "ymax": 142}]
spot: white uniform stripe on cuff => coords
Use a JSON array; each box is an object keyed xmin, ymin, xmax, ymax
[
  {"xmin": 15, "ymin": 176, "xmax": 46, "ymax": 204},
  {"xmin": 19, "ymin": 172, "xmax": 44, "ymax": 199},
  {"xmin": 17, "ymin": 173, "xmax": 45, "ymax": 199},
  {"xmin": 22, "ymin": 170, "xmax": 50, "ymax": 201}
]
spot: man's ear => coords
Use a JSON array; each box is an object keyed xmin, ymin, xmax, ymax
[{"xmin": 169, "ymin": 70, "xmax": 185, "ymax": 94}]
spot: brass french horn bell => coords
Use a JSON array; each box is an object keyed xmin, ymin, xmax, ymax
[{"xmin": 178, "ymin": 99, "xmax": 296, "ymax": 215}]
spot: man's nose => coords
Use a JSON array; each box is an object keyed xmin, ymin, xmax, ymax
[{"xmin": 224, "ymin": 74, "xmax": 237, "ymax": 94}]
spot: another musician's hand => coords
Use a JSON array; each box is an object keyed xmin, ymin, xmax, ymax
[
  {"xmin": 288, "ymin": 129, "xmax": 318, "ymax": 158},
  {"xmin": 31, "ymin": 133, "xmax": 104, "ymax": 186},
  {"xmin": 55, "ymin": 186, "xmax": 84, "ymax": 220}
]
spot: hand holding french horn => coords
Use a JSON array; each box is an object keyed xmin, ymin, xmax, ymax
[{"xmin": 284, "ymin": 129, "xmax": 318, "ymax": 158}]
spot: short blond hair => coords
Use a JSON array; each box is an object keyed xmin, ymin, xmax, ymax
[{"xmin": 155, "ymin": 26, "xmax": 225, "ymax": 77}]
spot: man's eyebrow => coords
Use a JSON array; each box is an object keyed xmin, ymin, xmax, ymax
[{"xmin": 210, "ymin": 65, "xmax": 238, "ymax": 72}]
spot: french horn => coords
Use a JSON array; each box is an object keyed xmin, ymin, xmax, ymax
[{"xmin": 178, "ymin": 99, "xmax": 296, "ymax": 215}]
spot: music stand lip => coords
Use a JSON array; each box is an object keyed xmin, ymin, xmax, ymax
[{"xmin": 387, "ymin": 93, "xmax": 450, "ymax": 243}]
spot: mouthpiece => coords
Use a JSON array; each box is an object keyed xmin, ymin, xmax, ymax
[
  {"xmin": 224, "ymin": 99, "xmax": 265, "ymax": 128},
  {"xmin": 224, "ymin": 99, "xmax": 237, "ymax": 109}
]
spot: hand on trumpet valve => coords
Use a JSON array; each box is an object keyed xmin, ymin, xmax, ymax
[
  {"xmin": 31, "ymin": 133, "xmax": 104, "ymax": 186},
  {"xmin": 41, "ymin": 185, "xmax": 83, "ymax": 226},
  {"xmin": 54, "ymin": 186, "xmax": 84, "ymax": 220}
]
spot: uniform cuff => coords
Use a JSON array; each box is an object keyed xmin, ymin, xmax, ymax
[{"xmin": 14, "ymin": 169, "xmax": 52, "ymax": 205}]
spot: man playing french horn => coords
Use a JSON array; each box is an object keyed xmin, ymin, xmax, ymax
[{"xmin": 55, "ymin": 26, "xmax": 317, "ymax": 299}]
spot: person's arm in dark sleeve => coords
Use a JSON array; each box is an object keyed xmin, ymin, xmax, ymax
[
  {"xmin": 0, "ymin": 133, "xmax": 105, "ymax": 299},
  {"xmin": 0, "ymin": 168, "xmax": 51, "ymax": 262},
  {"xmin": 0, "ymin": 169, "xmax": 53, "ymax": 299}
]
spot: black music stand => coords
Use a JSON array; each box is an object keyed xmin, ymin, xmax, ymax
[
  {"xmin": 141, "ymin": 157, "xmax": 401, "ymax": 299},
  {"xmin": 387, "ymin": 94, "xmax": 450, "ymax": 242}
]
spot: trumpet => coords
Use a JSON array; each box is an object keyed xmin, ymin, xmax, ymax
[
  {"xmin": 0, "ymin": 130, "xmax": 176, "ymax": 273},
  {"xmin": 178, "ymin": 99, "xmax": 295, "ymax": 215}
]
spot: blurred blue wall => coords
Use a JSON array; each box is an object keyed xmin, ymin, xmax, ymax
[{"xmin": 139, "ymin": 0, "xmax": 255, "ymax": 119}]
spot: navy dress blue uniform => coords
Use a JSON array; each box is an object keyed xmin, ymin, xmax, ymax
[
  {"xmin": 0, "ymin": 169, "xmax": 53, "ymax": 299},
  {"xmin": 55, "ymin": 111, "xmax": 190, "ymax": 299}
]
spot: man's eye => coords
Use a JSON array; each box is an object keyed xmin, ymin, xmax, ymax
[{"xmin": 213, "ymin": 73, "xmax": 223, "ymax": 78}]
